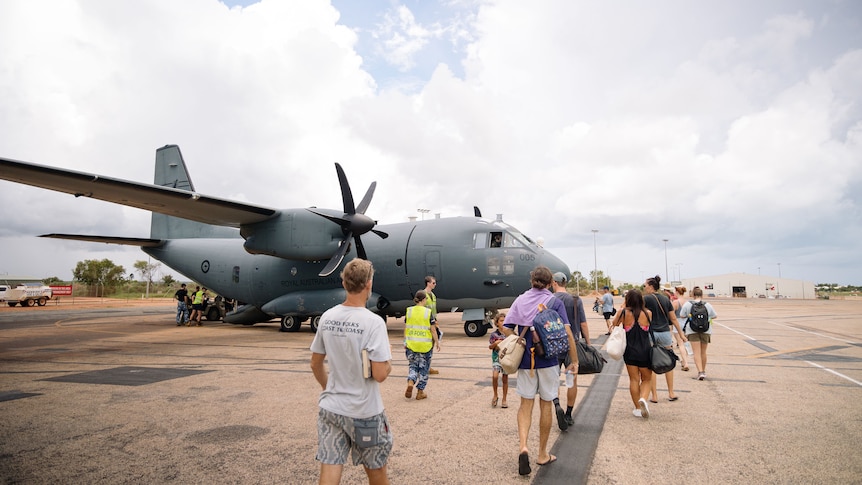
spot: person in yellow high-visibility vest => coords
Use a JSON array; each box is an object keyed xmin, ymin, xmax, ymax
[
  {"xmin": 424, "ymin": 276, "xmax": 442, "ymax": 375},
  {"xmin": 403, "ymin": 290, "xmax": 440, "ymax": 400}
]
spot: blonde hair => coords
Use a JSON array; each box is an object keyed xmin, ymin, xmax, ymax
[{"xmin": 340, "ymin": 259, "xmax": 374, "ymax": 294}]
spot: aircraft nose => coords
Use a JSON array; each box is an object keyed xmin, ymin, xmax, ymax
[{"xmin": 540, "ymin": 250, "xmax": 570, "ymax": 278}]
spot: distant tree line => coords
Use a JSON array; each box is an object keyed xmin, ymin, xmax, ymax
[{"xmin": 42, "ymin": 259, "xmax": 181, "ymax": 298}]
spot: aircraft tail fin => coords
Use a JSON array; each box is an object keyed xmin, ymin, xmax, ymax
[{"xmin": 150, "ymin": 145, "xmax": 239, "ymax": 240}]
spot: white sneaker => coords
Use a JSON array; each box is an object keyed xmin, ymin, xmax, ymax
[
  {"xmin": 638, "ymin": 398, "xmax": 650, "ymax": 418},
  {"xmin": 632, "ymin": 409, "xmax": 642, "ymax": 417}
]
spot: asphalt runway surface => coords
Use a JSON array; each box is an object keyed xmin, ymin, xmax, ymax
[{"xmin": 1, "ymin": 297, "xmax": 860, "ymax": 484}]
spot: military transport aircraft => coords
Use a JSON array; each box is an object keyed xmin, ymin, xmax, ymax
[{"xmin": 0, "ymin": 145, "xmax": 570, "ymax": 336}]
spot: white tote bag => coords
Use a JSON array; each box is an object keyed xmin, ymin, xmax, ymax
[{"xmin": 606, "ymin": 325, "xmax": 626, "ymax": 361}]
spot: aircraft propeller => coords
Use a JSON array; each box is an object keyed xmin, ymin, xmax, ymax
[{"xmin": 308, "ymin": 163, "xmax": 389, "ymax": 277}]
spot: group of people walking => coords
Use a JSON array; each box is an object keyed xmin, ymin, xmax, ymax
[
  {"xmin": 305, "ymin": 261, "xmax": 717, "ymax": 483},
  {"xmin": 610, "ymin": 275, "xmax": 717, "ymax": 419}
]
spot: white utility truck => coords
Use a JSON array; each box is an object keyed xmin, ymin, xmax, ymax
[{"xmin": 0, "ymin": 283, "xmax": 53, "ymax": 307}]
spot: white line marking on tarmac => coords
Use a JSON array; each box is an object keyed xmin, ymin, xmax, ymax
[
  {"xmin": 767, "ymin": 321, "xmax": 859, "ymax": 345},
  {"xmin": 718, "ymin": 322, "xmax": 862, "ymax": 387},
  {"xmin": 805, "ymin": 361, "xmax": 862, "ymax": 387},
  {"xmin": 714, "ymin": 322, "xmax": 755, "ymax": 340}
]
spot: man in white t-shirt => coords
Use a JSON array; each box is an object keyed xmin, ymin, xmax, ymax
[{"xmin": 310, "ymin": 259, "xmax": 393, "ymax": 485}]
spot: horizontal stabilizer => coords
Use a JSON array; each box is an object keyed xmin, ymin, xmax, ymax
[{"xmin": 41, "ymin": 233, "xmax": 164, "ymax": 247}]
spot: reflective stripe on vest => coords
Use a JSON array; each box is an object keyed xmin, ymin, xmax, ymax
[{"xmin": 405, "ymin": 305, "xmax": 433, "ymax": 353}]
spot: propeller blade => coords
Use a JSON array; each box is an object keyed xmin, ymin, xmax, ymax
[
  {"xmin": 334, "ymin": 163, "xmax": 355, "ymax": 214},
  {"xmin": 319, "ymin": 237, "xmax": 352, "ymax": 277},
  {"xmin": 307, "ymin": 208, "xmax": 348, "ymax": 229},
  {"xmin": 354, "ymin": 235, "xmax": 367, "ymax": 260},
  {"xmin": 355, "ymin": 181, "xmax": 376, "ymax": 214},
  {"xmin": 309, "ymin": 163, "xmax": 389, "ymax": 272}
]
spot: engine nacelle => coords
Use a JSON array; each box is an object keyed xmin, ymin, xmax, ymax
[{"xmin": 241, "ymin": 209, "xmax": 343, "ymax": 260}]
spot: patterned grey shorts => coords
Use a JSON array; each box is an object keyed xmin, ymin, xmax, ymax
[{"xmin": 316, "ymin": 408, "xmax": 392, "ymax": 469}]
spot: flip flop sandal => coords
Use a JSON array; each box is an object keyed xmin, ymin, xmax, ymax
[
  {"xmin": 492, "ymin": 397, "xmax": 498, "ymax": 407},
  {"xmin": 518, "ymin": 452, "xmax": 531, "ymax": 476},
  {"xmin": 501, "ymin": 402, "xmax": 508, "ymax": 408},
  {"xmin": 538, "ymin": 455, "xmax": 557, "ymax": 466}
]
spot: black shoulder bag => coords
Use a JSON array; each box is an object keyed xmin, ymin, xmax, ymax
[{"xmin": 648, "ymin": 325, "xmax": 678, "ymax": 374}]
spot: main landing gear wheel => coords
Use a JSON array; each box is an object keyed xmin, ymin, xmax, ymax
[
  {"xmin": 464, "ymin": 320, "xmax": 488, "ymax": 337},
  {"xmin": 310, "ymin": 315, "xmax": 321, "ymax": 333},
  {"xmin": 280, "ymin": 315, "xmax": 301, "ymax": 332},
  {"xmin": 206, "ymin": 307, "xmax": 221, "ymax": 321}
]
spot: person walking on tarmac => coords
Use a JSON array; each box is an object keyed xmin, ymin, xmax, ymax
[
  {"xmin": 174, "ymin": 283, "xmax": 189, "ymax": 326},
  {"xmin": 423, "ymin": 276, "xmax": 441, "ymax": 375},
  {"xmin": 551, "ymin": 272, "xmax": 589, "ymax": 429},
  {"xmin": 404, "ymin": 290, "xmax": 440, "ymax": 400},
  {"xmin": 601, "ymin": 286, "xmax": 615, "ymax": 334},
  {"xmin": 678, "ymin": 286, "xmax": 717, "ymax": 380},
  {"xmin": 644, "ymin": 276, "xmax": 685, "ymax": 402},
  {"xmin": 502, "ymin": 266, "xmax": 578, "ymax": 476},
  {"xmin": 310, "ymin": 259, "xmax": 394, "ymax": 484}
]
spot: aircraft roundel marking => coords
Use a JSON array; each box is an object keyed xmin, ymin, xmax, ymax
[{"xmin": 201, "ymin": 260, "xmax": 210, "ymax": 273}]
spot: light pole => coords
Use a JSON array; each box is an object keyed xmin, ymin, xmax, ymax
[
  {"xmin": 662, "ymin": 239, "xmax": 669, "ymax": 284},
  {"xmin": 675, "ymin": 263, "xmax": 683, "ymax": 283},
  {"xmin": 591, "ymin": 230, "xmax": 599, "ymax": 292},
  {"xmin": 777, "ymin": 263, "xmax": 781, "ymax": 297},
  {"xmin": 417, "ymin": 208, "xmax": 429, "ymax": 220}
]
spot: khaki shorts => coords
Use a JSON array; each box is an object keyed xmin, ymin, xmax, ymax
[
  {"xmin": 687, "ymin": 332, "xmax": 712, "ymax": 344},
  {"xmin": 516, "ymin": 366, "xmax": 560, "ymax": 401}
]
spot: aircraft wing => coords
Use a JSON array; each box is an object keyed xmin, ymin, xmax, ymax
[
  {"xmin": 0, "ymin": 157, "xmax": 277, "ymax": 227},
  {"xmin": 40, "ymin": 234, "xmax": 165, "ymax": 247}
]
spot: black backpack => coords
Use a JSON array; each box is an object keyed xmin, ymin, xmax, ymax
[{"xmin": 687, "ymin": 301, "xmax": 710, "ymax": 333}]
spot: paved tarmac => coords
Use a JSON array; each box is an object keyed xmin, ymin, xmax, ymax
[{"xmin": 1, "ymin": 297, "xmax": 860, "ymax": 484}]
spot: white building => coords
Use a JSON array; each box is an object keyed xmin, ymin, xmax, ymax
[{"xmin": 677, "ymin": 272, "xmax": 815, "ymax": 299}]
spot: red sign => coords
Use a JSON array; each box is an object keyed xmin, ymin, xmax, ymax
[{"xmin": 50, "ymin": 285, "xmax": 73, "ymax": 296}]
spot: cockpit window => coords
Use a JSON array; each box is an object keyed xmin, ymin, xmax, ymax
[
  {"xmin": 503, "ymin": 233, "xmax": 524, "ymax": 248},
  {"xmin": 477, "ymin": 231, "xmax": 528, "ymax": 249},
  {"xmin": 473, "ymin": 232, "xmax": 488, "ymax": 249}
]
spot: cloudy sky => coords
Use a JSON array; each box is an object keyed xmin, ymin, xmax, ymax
[{"xmin": 1, "ymin": 0, "xmax": 860, "ymax": 287}]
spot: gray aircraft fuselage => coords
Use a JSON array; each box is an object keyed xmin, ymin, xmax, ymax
[{"xmin": 145, "ymin": 215, "xmax": 569, "ymax": 335}]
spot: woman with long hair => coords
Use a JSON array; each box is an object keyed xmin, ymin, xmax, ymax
[
  {"xmin": 671, "ymin": 286, "xmax": 691, "ymax": 372},
  {"xmin": 611, "ymin": 288, "xmax": 654, "ymax": 418}
]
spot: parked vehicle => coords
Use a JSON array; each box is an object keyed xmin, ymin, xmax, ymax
[{"xmin": 0, "ymin": 283, "xmax": 53, "ymax": 307}]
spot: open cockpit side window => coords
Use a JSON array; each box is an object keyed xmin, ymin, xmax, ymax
[
  {"xmin": 490, "ymin": 232, "xmax": 503, "ymax": 248},
  {"xmin": 476, "ymin": 231, "xmax": 525, "ymax": 249}
]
